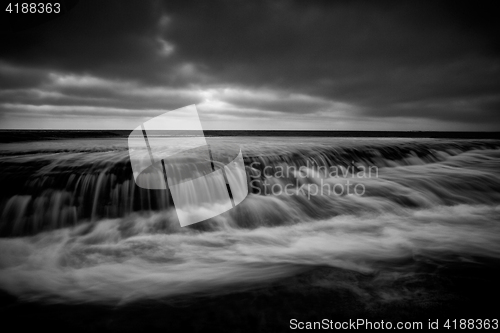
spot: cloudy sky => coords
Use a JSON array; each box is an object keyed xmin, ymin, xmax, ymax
[{"xmin": 1, "ymin": 0, "xmax": 499, "ymax": 130}]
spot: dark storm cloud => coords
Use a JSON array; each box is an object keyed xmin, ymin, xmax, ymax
[
  {"xmin": 1, "ymin": 0, "xmax": 198, "ymax": 87},
  {"xmin": 158, "ymin": 0, "xmax": 500, "ymax": 125},
  {"xmin": 0, "ymin": 0, "xmax": 499, "ymax": 129},
  {"xmin": 0, "ymin": 62, "xmax": 50, "ymax": 89}
]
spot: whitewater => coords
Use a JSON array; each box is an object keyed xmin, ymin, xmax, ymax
[{"xmin": 0, "ymin": 137, "xmax": 499, "ymax": 304}]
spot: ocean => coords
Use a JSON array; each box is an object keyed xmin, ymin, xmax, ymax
[{"xmin": 0, "ymin": 131, "xmax": 499, "ymax": 331}]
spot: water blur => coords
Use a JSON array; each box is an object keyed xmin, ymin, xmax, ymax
[{"xmin": 0, "ymin": 137, "xmax": 499, "ymax": 304}]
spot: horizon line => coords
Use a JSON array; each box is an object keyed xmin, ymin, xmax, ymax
[{"xmin": 1, "ymin": 129, "xmax": 499, "ymax": 133}]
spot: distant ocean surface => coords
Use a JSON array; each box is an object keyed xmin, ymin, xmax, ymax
[
  {"xmin": 0, "ymin": 131, "xmax": 499, "ymax": 331},
  {"xmin": 1, "ymin": 130, "xmax": 499, "ymax": 142}
]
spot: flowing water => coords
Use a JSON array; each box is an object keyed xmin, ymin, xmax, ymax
[{"xmin": 0, "ymin": 136, "xmax": 499, "ymax": 305}]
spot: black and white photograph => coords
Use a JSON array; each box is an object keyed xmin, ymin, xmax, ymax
[{"xmin": 0, "ymin": 0, "xmax": 499, "ymax": 332}]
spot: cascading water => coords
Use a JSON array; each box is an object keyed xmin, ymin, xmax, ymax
[{"xmin": 0, "ymin": 136, "xmax": 499, "ymax": 304}]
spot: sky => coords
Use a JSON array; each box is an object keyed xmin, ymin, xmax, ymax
[{"xmin": 1, "ymin": 0, "xmax": 499, "ymax": 131}]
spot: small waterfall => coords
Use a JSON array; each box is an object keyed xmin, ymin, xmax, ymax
[
  {"xmin": 0, "ymin": 137, "xmax": 499, "ymax": 304},
  {"xmin": 0, "ymin": 138, "xmax": 498, "ymax": 236}
]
